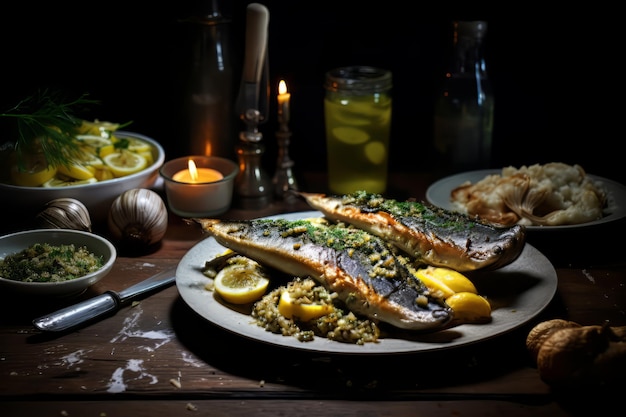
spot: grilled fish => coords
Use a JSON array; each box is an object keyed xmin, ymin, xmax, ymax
[
  {"xmin": 298, "ymin": 191, "xmax": 526, "ymax": 272},
  {"xmin": 194, "ymin": 217, "xmax": 452, "ymax": 331}
]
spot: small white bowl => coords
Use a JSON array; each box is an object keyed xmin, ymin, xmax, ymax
[
  {"xmin": 0, "ymin": 131, "xmax": 165, "ymax": 223},
  {"xmin": 0, "ymin": 229, "xmax": 116, "ymax": 297}
]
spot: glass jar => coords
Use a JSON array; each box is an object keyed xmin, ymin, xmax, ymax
[{"xmin": 324, "ymin": 66, "xmax": 393, "ymax": 194}]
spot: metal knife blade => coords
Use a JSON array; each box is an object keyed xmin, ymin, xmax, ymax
[{"xmin": 32, "ymin": 267, "xmax": 177, "ymax": 333}]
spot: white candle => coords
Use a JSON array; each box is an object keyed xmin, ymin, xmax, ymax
[
  {"xmin": 172, "ymin": 160, "xmax": 224, "ymax": 183},
  {"xmin": 277, "ymin": 79, "xmax": 290, "ymax": 125}
]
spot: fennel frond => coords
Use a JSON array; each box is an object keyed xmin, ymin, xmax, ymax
[{"xmin": 1, "ymin": 90, "xmax": 100, "ymax": 169}]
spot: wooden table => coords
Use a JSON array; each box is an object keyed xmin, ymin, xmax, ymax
[{"xmin": 1, "ymin": 172, "xmax": 624, "ymax": 416}]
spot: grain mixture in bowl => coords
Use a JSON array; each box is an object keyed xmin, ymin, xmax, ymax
[
  {"xmin": 252, "ymin": 277, "xmax": 381, "ymax": 344},
  {"xmin": 0, "ymin": 243, "xmax": 104, "ymax": 282}
]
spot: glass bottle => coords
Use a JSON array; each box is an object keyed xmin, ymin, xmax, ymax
[
  {"xmin": 179, "ymin": 5, "xmax": 234, "ymax": 160},
  {"xmin": 433, "ymin": 21, "xmax": 494, "ymax": 174}
]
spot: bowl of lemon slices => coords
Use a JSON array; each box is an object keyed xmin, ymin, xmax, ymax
[{"xmin": 0, "ymin": 124, "xmax": 165, "ymax": 224}]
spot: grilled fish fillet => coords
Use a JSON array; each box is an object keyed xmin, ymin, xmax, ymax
[
  {"xmin": 298, "ymin": 191, "xmax": 526, "ymax": 272},
  {"xmin": 194, "ymin": 217, "xmax": 452, "ymax": 331}
]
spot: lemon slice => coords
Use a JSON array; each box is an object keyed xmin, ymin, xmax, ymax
[
  {"xmin": 75, "ymin": 150, "xmax": 105, "ymax": 168},
  {"xmin": 415, "ymin": 266, "xmax": 477, "ymax": 299},
  {"xmin": 213, "ymin": 257, "xmax": 270, "ymax": 304},
  {"xmin": 278, "ymin": 290, "xmax": 334, "ymax": 322},
  {"xmin": 445, "ymin": 292, "xmax": 492, "ymax": 324},
  {"xmin": 332, "ymin": 126, "xmax": 370, "ymax": 145},
  {"xmin": 43, "ymin": 177, "xmax": 98, "ymax": 187},
  {"xmin": 126, "ymin": 137, "xmax": 152, "ymax": 153},
  {"xmin": 77, "ymin": 120, "xmax": 120, "ymax": 136},
  {"xmin": 92, "ymin": 166, "xmax": 115, "ymax": 181},
  {"xmin": 56, "ymin": 161, "xmax": 96, "ymax": 180},
  {"xmin": 364, "ymin": 141, "xmax": 386, "ymax": 165},
  {"xmin": 76, "ymin": 135, "xmax": 113, "ymax": 148},
  {"xmin": 103, "ymin": 151, "xmax": 147, "ymax": 177},
  {"xmin": 111, "ymin": 135, "xmax": 152, "ymax": 153},
  {"xmin": 136, "ymin": 150, "xmax": 154, "ymax": 166}
]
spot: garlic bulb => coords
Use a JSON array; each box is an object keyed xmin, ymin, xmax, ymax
[
  {"xmin": 108, "ymin": 188, "xmax": 168, "ymax": 247},
  {"xmin": 36, "ymin": 198, "xmax": 92, "ymax": 231}
]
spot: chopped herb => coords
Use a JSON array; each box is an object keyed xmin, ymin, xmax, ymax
[{"xmin": 0, "ymin": 242, "xmax": 104, "ymax": 283}]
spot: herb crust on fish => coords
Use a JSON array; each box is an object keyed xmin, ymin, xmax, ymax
[
  {"xmin": 298, "ymin": 191, "xmax": 526, "ymax": 272},
  {"xmin": 193, "ymin": 217, "xmax": 453, "ymax": 332}
]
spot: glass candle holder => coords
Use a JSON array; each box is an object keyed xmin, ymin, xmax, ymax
[{"xmin": 160, "ymin": 156, "xmax": 238, "ymax": 217}]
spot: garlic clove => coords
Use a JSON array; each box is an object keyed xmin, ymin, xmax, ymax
[{"xmin": 36, "ymin": 198, "xmax": 92, "ymax": 232}]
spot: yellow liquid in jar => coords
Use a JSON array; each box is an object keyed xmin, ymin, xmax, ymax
[{"xmin": 324, "ymin": 93, "xmax": 391, "ymax": 194}]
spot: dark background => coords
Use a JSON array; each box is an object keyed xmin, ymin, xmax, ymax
[{"xmin": 2, "ymin": 1, "xmax": 622, "ymax": 185}]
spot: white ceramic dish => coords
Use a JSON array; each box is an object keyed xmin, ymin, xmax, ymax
[
  {"xmin": 1, "ymin": 131, "xmax": 165, "ymax": 222},
  {"xmin": 426, "ymin": 169, "xmax": 626, "ymax": 232},
  {"xmin": 0, "ymin": 229, "xmax": 116, "ymax": 297},
  {"xmin": 176, "ymin": 211, "xmax": 558, "ymax": 355}
]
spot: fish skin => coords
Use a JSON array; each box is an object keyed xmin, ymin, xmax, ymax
[
  {"xmin": 194, "ymin": 217, "xmax": 452, "ymax": 331},
  {"xmin": 297, "ymin": 191, "xmax": 526, "ymax": 272}
]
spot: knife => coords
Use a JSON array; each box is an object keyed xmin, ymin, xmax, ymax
[{"xmin": 32, "ymin": 267, "xmax": 177, "ymax": 332}]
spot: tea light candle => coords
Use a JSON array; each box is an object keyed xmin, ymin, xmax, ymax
[
  {"xmin": 173, "ymin": 160, "xmax": 224, "ymax": 183},
  {"xmin": 277, "ymin": 79, "xmax": 290, "ymax": 125},
  {"xmin": 160, "ymin": 156, "xmax": 238, "ymax": 217}
]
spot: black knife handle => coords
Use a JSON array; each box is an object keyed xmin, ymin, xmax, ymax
[{"xmin": 32, "ymin": 291, "xmax": 121, "ymax": 332}]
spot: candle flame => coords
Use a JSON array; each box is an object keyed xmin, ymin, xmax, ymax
[
  {"xmin": 279, "ymin": 79, "xmax": 288, "ymax": 95},
  {"xmin": 188, "ymin": 159, "xmax": 198, "ymax": 181}
]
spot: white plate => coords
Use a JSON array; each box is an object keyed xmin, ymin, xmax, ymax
[
  {"xmin": 426, "ymin": 169, "xmax": 626, "ymax": 232},
  {"xmin": 176, "ymin": 211, "xmax": 558, "ymax": 355}
]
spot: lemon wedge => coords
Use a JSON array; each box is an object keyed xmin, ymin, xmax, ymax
[
  {"xmin": 278, "ymin": 290, "xmax": 334, "ymax": 322},
  {"xmin": 10, "ymin": 164, "xmax": 57, "ymax": 187},
  {"xmin": 98, "ymin": 144, "xmax": 116, "ymax": 158},
  {"xmin": 445, "ymin": 292, "xmax": 492, "ymax": 324},
  {"xmin": 415, "ymin": 266, "xmax": 477, "ymax": 299},
  {"xmin": 213, "ymin": 257, "xmax": 270, "ymax": 304},
  {"xmin": 103, "ymin": 151, "xmax": 147, "ymax": 177}
]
